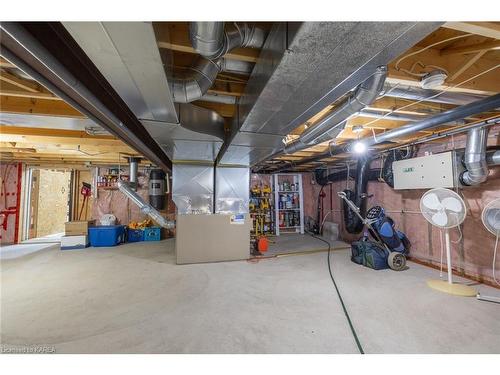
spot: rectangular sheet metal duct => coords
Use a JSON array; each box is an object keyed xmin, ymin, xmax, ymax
[
  {"xmin": 218, "ymin": 22, "xmax": 443, "ymax": 167},
  {"xmin": 215, "ymin": 167, "xmax": 250, "ymax": 214}
]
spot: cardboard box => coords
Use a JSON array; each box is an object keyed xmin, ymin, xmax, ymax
[
  {"xmin": 64, "ymin": 220, "xmax": 96, "ymax": 236},
  {"xmin": 61, "ymin": 235, "xmax": 89, "ymax": 250}
]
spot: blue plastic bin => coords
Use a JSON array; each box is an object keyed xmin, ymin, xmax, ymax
[
  {"xmin": 144, "ymin": 227, "xmax": 161, "ymax": 241},
  {"xmin": 127, "ymin": 228, "xmax": 144, "ymax": 242},
  {"xmin": 88, "ymin": 225, "xmax": 126, "ymax": 247}
]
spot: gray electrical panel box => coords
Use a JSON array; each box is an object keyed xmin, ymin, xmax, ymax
[{"xmin": 393, "ymin": 151, "xmax": 462, "ymax": 190}]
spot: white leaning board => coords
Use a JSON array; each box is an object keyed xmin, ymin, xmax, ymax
[
  {"xmin": 61, "ymin": 235, "xmax": 89, "ymax": 250},
  {"xmin": 393, "ymin": 152, "xmax": 456, "ymax": 190}
]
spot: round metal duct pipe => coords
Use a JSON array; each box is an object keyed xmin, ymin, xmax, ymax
[{"xmin": 190, "ymin": 22, "xmax": 266, "ymax": 60}]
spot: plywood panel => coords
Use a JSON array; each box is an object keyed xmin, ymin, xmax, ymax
[{"xmin": 35, "ymin": 170, "xmax": 71, "ymax": 237}]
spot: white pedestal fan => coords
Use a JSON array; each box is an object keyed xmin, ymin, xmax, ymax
[
  {"xmin": 419, "ymin": 188, "xmax": 476, "ymax": 296},
  {"xmin": 477, "ymin": 198, "xmax": 500, "ymax": 304}
]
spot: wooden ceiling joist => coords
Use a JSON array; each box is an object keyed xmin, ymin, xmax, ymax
[
  {"xmin": 443, "ymin": 22, "xmax": 500, "ymax": 40},
  {"xmin": 0, "ymin": 70, "xmax": 41, "ymax": 92},
  {"xmin": 440, "ymin": 40, "xmax": 500, "ymax": 56},
  {"xmin": 0, "ymin": 95, "xmax": 83, "ymax": 117}
]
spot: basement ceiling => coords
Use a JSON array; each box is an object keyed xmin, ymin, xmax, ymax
[{"xmin": 1, "ymin": 22, "xmax": 499, "ymax": 170}]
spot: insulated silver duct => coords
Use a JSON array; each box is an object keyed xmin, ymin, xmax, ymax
[
  {"xmin": 273, "ymin": 95, "xmax": 500, "ymax": 171},
  {"xmin": 117, "ymin": 181, "xmax": 175, "ymax": 229},
  {"xmin": 281, "ymin": 66, "xmax": 387, "ymax": 155},
  {"xmin": 358, "ymin": 108, "xmax": 426, "ymax": 122},
  {"xmin": 487, "ymin": 149, "xmax": 500, "ymax": 166},
  {"xmin": 200, "ymin": 93, "xmax": 237, "ymax": 105},
  {"xmin": 460, "ymin": 127, "xmax": 490, "ymax": 186},
  {"xmin": 383, "ymin": 84, "xmax": 487, "ymax": 106},
  {"xmin": 190, "ymin": 22, "xmax": 266, "ymax": 60}
]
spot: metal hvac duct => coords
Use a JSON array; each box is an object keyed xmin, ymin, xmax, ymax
[
  {"xmin": 170, "ymin": 22, "xmax": 265, "ymax": 103},
  {"xmin": 286, "ymin": 93, "xmax": 500, "ymax": 169},
  {"xmin": 362, "ymin": 93, "xmax": 500, "ymax": 148},
  {"xmin": 127, "ymin": 157, "xmax": 141, "ymax": 191},
  {"xmin": 190, "ymin": 22, "xmax": 266, "ymax": 60},
  {"xmin": 383, "ymin": 84, "xmax": 487, "ymax": 106},
  {"xmin": 117, "ymin": 181, "xmax": 174, "ymax": 229},
  {"xmin": 1, "ymin": 22, "xmax": 173, "ymax": 171},
  {"xmin": 172, "ymin": 56, "xmax": 222, "ymax": 103},
  {"xmin": 343, "ymin": 155, "xmax": 373, "ymax": 234},
  {"xmin": 171, "ymin": 58, "xmax": 253, "ymax": 104},
  {"xmin": 460, "ymin": 127, "xmax": 490, "ymax": 186},
  {"xmin": 262, "ymin": 66, "xmax": 387, "ymax": 162},
  {"xmin": 358, "ymin": 108, "xmax": 428, "ymax": 122},
  {"xmin": 487, "ymin": 149, "xmax": 500, "ymax": 166}
]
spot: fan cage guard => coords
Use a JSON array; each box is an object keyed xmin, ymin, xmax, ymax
[
  {"xmin": 419, "ymin": 188, "xmax": 467, "ymax": 229},
  {"xmin": 481, "ymin": 198, "xmax": 500, "ymax": 236}
]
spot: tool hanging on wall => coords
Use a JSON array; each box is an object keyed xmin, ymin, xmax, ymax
[{"xmin": 78, "ymin": 182, "xmax": 92, "ymax": 220}]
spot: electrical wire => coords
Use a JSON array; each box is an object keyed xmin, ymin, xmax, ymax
[
  {"xmin": 308, "ymin": 232, "xmax": 365, "ymax": 354},
  {"xmin": 395, "ymin": 33, "xmax": 473, "ymax": 77}
]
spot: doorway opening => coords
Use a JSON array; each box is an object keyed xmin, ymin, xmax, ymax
[{"xmin": 22, "ymin": 168, "xmax": 72, "ymax": 242}]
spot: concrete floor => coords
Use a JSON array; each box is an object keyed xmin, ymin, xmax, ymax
[
  {"xmin": 264, "ymin": 233, "xmax": 349, "ymax": 256},
  {"xmin": 1, "ymin": 238, "xmax": 499, "ymax": 354}
]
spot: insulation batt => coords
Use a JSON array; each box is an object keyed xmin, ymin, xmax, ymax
[{"xmin": 301, "ymin": 128, "xmax": 500, "ymax": 285}]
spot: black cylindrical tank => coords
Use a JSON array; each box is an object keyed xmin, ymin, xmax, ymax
[{"xmin": 149, "ymin": 169, "xmax": 166, "ymax": 210}]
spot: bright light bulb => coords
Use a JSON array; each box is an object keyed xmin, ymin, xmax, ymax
[{"xmin": 353, "ymin": 141, "xmax": 367, "ymax": 154}]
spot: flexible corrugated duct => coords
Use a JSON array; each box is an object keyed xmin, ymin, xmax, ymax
[
  {"xmin": 190, "ymin": 22, "xmax": 266, "ymax": 60},
  {"xmin": 171, "ymin": 56, "xmax": 222, "ymax": 103},
  {"xmin": 171, "ymin": 22, "xmax": 266, "ymax": 103}
]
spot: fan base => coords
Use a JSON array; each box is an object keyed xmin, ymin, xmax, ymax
[{"xmin": 427, "ymin": 279, "xmax": 476, "ymax": 297}]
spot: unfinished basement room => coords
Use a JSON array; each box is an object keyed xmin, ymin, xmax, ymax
[{"xmin": 1, "ymin": 3, "xmax": 500, "ymax": 368}]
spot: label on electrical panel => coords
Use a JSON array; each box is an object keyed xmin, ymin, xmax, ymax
[{"xmin": 230, "ymin": 214, "xmax": 245, "ymax": 225}]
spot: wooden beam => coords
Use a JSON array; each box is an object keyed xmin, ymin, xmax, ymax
[
  {"xmin": 448, "ymin": 50, "xmax": 488, "ymax": 82},
  {"xmin": 387, "ymin": 46, "xmax": 500, "ymax": 95},
  {"xmin": 0, "ymin": 151, "xmax": 136, "ymax": 163},
  {"xmin": 443, "ymin": 22, "xmax": 500, "ymax": 40},
  {"xmin": 155, "ymin": 23, "xmax": 260, "ymax": 63},
  {"xmin": 0, "ymin": 96, "xmax": 83, "ymax": 117},
  {"xmin": 0, "ymin": 125, "xmax": 120, "ymax": 144},
  {"xmin": 441, "ymin": 40, "xmax": 500, "ymax": 56},
  {"xmin": 0, "ymin": 141, "xmax": 135, "ymax": 154},
  {"xmin": 0, "ymin": 88, "xmax": 62, "ymax": 100},
  {"xmin": 0, "ymin": 70, "xmax": 41, "ymax": 92},
  {"xmin": 0, "ymin": 57, "xmax": 16, "ymax": 69},
  {"xmin": 207, "ymin": 89, "xmax": 243, "ymax": 98}
]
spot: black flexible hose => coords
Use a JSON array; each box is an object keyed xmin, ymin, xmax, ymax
[{"xmin": 308, "ymin": 232, "xmax": 365, "ymax": 354}]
